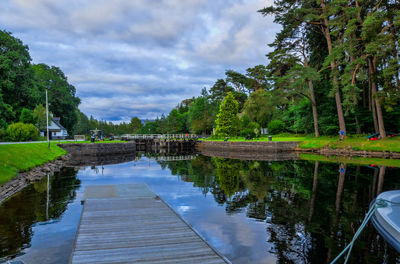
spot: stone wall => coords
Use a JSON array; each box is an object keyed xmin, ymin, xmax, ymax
[
  {"xmin": 197, "ymin": 140, "xmax": 300, "ymax": 153},
  {"xmin": 0, "ymin": 155, "xmax": 70, "ymax": 204},
  {"xmin": 200, "ymin": 148, "xmax": 299, "ymax": 161},
  {"xmin": 58, "ymin": 142, "xmax": 136, "ymax": 156},
  {"xmin": 66, "ymin": 153, "xmax": 137, "ymax": 167}
]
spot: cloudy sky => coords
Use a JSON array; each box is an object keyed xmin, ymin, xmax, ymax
[{"xmin": 0, "ymin": 0, "xmax": 279, "ymax": 122}]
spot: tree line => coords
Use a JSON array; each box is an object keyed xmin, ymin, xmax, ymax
[
  {"xmin": 0, "ymin": 30, "xmax": 145, "ymax": 139},
  {"xmin": 3, "ymin": 0, "xmax": 400, "ymax": 140},
  {"xmin": 0, "ymin": 30, "xmax": 80, "ymax": 139},
  {"xmin": 140, "ymin": 1, "xmax": 400, "ymax": 137}
]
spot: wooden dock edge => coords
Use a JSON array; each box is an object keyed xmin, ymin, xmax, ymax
[
  {"xmin": 69, "ymin": 185, "xmax": 232, "ymax": 264},
  {"xmin": 156, "ymin": 196, "xmax": 232, "ymax": 264}
]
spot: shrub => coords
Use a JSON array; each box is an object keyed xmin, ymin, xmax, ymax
[
  {"xmin": 19, "ymin": 108, "xmax": 35, "ymax": 124},
  {"xmin": 6, "ymin": 122, "xmax": 39, "ymax": 142},
  {"xmin": 240, "ymin": 121, "xmax": 260, "ymax": 138},
  {"xmin": 267, "ymin": 120, "xmax": 286, "ymax": 134}
]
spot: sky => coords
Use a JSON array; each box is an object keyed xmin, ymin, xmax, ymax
[{"xmin": 0, "ymin": 0, "xmax": 279, "ymax": 122}]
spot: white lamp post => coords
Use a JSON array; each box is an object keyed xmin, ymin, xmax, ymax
[{"xmin": 46, "ymin": 87, "xmax": 50, "ymax": 149}]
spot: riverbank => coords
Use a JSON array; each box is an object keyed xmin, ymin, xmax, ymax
[
  {"xmin": 0, "ymin": 141, "xmax": 135, "ymax": 186},
  {"xmin": 201, "ymin": 134, "xmax": 400, "ymax": 153},
  {"xmin": 0, "ymin": 143, "xmax": 67, "ymax": 185}
]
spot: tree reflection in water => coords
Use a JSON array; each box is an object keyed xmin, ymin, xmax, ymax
[
  {"xmin": 0, "ymin": 168, "xmax": 80, "ymax": 261},
  {"xmin": 158, "ymin": 156, "xmax": 400, "ymax": 263}
]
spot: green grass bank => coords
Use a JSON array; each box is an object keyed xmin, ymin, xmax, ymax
[
  {"xmin": 201, "ymin": 134, "xmax": 400, "ymax": 152},
  {"xmin": 0, "ymin": 143, "xmax": 66, "ymax": 185}
]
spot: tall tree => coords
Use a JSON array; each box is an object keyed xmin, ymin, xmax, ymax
[
  {"xmin": 73, "ymin": 109, "xmax": 90, "ymax": 135},
  {"xmin": 32, "ymin": 64, "xmax": 80, "ymax": 134},
  {"xmin": 0, "ymin": 30, "xmax": 38, "ymax": 120},
  {"xmin": 187, "ymin": 97, "xmax": 216, "ymax": 135},
  {"xmin": 260, "ymin": 0, "xmax": 348, "ymax": 135},
  {"xmin": 261, "ymin": 12, "xmax": 321, "ymax": 137},
  {"xmin": 19, "ymin": 108, "xmax": 34, "ymax": 124},
  {"xmin": 225, "ymin": 70, "xmax": 249, "ymax": 94},
  {"xmin": 243, "ymin": 89, "xmax": 277, "ymax": 128},
  {"xmin": 129, "ymin": 116, "xmax": 143, "ymax": 132},
  {"xmin": 215, "ymin": 92, "xmax": 240, "ymax": 137},
  {"xmin": 245, "ymin": 65, "xmax": 270, "ymax": 92},
  {"xmin": 208, "ymin": 79, "xmax": 234, "ymax": 103}
]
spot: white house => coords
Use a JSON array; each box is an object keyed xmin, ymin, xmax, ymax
[{"xmin": 40, "ymin": 116, "xmax": 69, "ymax": 140}]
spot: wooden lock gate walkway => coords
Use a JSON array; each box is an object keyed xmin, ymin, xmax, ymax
[{"xmin": 70, "ymin": 184, "xmax": 231, "ymax": 264}]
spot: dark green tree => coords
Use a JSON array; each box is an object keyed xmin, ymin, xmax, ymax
[
  {"xmin": 32, "ymin": 64, "xmax": 80, "ymax": 135},
  {"xmin": 33, "ymin": 104, "xmax": 47, "ymax": 132},
  {"xmin": 245, "ymin": 65, "xmax": 270, "ymax": 92},
  {"xmin": 166, "ymin": 109, "xmax": 187, "ymax": 133},
  {"xmin": 243, "ymin": 89, "xmax": 278, "ymax": 128},
  {"xmin": 19, "ymin": 108, "xmax": 34, "ymax": 124},
  {"xmin": 129, "ymin": 117, "xmax": 143, "ymax": 132},
  {"xmin": 208, "ymin": 79, "xmax": 234, "ymax": 104},
  {"xmin": 0, "ymin": 30, "xmax": 38, "ymax": 121},
  {"xmin": 215, "ymin": 92, "xmax": 240, "ymax": 137},
  {"xmin": 225, "ymin": 70, "xmax": 249, "ymax": 94},
  {"xmin": 187, "ymin": 97, "xmax": 216, "ymax": 135},
  {"xmin": 73, "ymin": 110, "xmax": 90, "ymax": 135}
]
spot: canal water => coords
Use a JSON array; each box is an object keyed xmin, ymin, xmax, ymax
[{"xmin": 1, "ymin": 153, "xmax": 400, "ymax": 263}]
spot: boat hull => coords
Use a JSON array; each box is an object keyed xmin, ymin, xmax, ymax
[{"xmin": 371, "ymin": 190, "xmax": 400, "ymax": 253}]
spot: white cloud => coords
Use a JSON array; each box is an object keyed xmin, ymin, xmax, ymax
[{"xmin": 0, "ymin": 0, "xmax": 279, "ymax": 121}]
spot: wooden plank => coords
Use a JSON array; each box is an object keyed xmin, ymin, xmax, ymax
[{"xmin": 70, "ymin": 184, "xmax": 230, "ymax": 264}]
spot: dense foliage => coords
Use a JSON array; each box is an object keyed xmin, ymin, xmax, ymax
[
  {"xmin": 135, "ymin": 1, "xmax": 399, "ymax": 137},
  {"xmin": 2, "ymin": 0, "xmax": 400, "ymax": 140},
  {"xmin": 0, "ymin": 30, "xmax": 80, "ymax": 139}
]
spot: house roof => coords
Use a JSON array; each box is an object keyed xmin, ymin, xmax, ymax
[
  {"xmin": 43, "ymin": 117, "xmax": 67, "ymax": 133},
  {"xmin": 53, "ymin": 117, "xmax": 67, "ymax": 131}
]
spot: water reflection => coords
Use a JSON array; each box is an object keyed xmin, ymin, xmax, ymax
[
  {"xmin": 156, "ymin": 156, "xmax": 400, "ymax": 263},
  {"xmin": 0, "ymin": 153, "xmax": 399, "ymax": 264},
  {"xmin": 0, "ymin": 168, "xmax": 80, "ymax": 262}
]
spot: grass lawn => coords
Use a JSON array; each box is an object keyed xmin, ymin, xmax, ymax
[
  {"xmin": 58, "ymin": 139, "xmax": 126, "ymax": 144},
  {"xmin": 0, "ymin": 143, "xmax": 66, "ymax": 185},
  {"xmin": 201, "ymin": 134, "xmax": 400, "ymax": 152}
]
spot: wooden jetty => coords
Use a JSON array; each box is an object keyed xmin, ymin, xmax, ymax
[{"xmin": 70, "ymin": 184, "xmax": 230, "ymax": 264}]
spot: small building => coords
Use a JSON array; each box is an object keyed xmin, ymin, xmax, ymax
[{"xmin": 40, "ymin": 117, "xmax": 69, "ymax": 140}]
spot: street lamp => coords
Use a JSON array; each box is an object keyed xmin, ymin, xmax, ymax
[
  {"xmin": 46, "ymin": 80, "xmax": 52, "ymax": 149},
  {"xmin": 46, "ymin": 87, "xmax": 49, "ymax": 148}
]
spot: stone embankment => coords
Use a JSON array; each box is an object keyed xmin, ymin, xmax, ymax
[
  {"xmin": 200, "ymin": 148, "xmax": 299, "ymax": 161},
  {"xmin": 197, "ymin": 141, "xmax": 301, "ymax": 161},
  {"xmin": 0, "ymin": 142, "xmax": 138, "ymax": 204},
  {"xmin": 0, "ymin": 154, "xmax": 70, "ymax": 204},
  {"xmin": 58, "ymin": 142, "xmax": 136, "ymax": 156},
  {"xmin": 197, "ymin": 141, "xmax": 301, "ymax": 153},
  {"xmin": 197, "ymin": 140, "xmax": 400, "ymax": 159}
]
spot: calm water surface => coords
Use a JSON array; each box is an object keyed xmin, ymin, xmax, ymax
[{"xmin": 1, "ymin": 153, "xmax": 400, "ymax": 264}]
